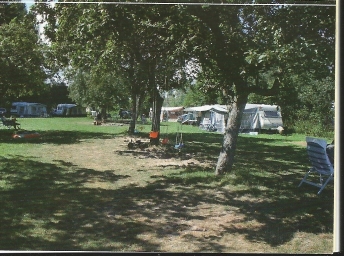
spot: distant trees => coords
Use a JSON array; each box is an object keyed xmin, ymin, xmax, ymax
[
  {"xmin": 182, "ymin": 80, "xmax": 225, "ymax": 107},
  {"xmin": 67, "ymin": 69, "xmax": 130, "ymax": 117}
]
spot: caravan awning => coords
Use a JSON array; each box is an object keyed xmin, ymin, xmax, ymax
[
  {"xmin": 161, "ymin": 106, "xmax": 184, "ymax": 112},
  {"xmin": 210, "ymin": 105, "xmax": 228, "ymax": 114}
]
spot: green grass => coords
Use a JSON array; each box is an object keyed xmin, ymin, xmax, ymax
[{"xmin": 0, "ymin": 118, "xmax": 334, "ymax": 252}]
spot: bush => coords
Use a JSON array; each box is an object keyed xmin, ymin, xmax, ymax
[{"xmin": 291, "ymin": 110, "xmax": 334, "ymax": 139}]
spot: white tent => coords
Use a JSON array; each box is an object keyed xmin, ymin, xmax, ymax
[
  {"xmin": 184, "ymin": 104, "xmax": 227, "ymax": 113},
  {"xmin": 159, "ymin": 106, "xmax": 184, "ymax": 121},
  {"xmin": 184, "ymin": 105, "xmax": 228, "ymax": 133}
]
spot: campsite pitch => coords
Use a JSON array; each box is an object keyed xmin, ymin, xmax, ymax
[{"xmin": 0, "ymin": 118, "xmax": 334, "ymax": 252}]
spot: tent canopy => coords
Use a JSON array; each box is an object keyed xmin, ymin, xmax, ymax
[
  {"xmin": 244, "ymin": 104, "xmax": 279, "ymax": 112},
  {"xmin": 184, "ymin": 104, "xmax": 279, "ymax": 114},
  {"xmin": 184, "ymin": 104, "xmax": 227, "ymax": 113}
]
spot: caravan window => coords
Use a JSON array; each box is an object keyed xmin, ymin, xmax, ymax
[{"xmin": 264, "ymin": 111, "xmax": 279, "ymax": 118}]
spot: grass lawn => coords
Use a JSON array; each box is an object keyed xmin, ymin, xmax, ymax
[{"xmin": 0, "ymin": 117, "xmax": 334, "ymax": 252}]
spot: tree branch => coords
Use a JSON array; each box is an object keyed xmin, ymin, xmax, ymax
[{"xmin": 248, "ymin": 78, "xmax": 280, "ymax": 96}]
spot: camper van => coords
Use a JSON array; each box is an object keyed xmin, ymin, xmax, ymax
[
  {"xmin": 240, "ymin": 104, "xmax": 283, "ymax": 132},
  {"xmin": 10, "ymin": 102, "xmax": 47, "ymax": 117},
  {"xmin": 53, "ymin": 104, "xmax": 86, "ymax": 117}
]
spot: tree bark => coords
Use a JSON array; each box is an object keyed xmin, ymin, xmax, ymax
[{"xmin": 215, "ymin": 93, "xmax": 248, "ymax": 175}]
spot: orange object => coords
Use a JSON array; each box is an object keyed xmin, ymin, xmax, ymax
[
  {"xmin": 161, "ymin": 138, "xmax": 169, "ymax": 144},
  {"xmin": 149, "ymin": 131, "xmax": 159, "ymax": 139}
]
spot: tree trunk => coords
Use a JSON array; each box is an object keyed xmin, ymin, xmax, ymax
[
  {"xmin": 150, "ymin": 87, "xmax": 164, "ymax": 145},
  {"xmin": 215, "ymin": 93, "xmax": 248, "ymax": 175},
  {"xmin": 100, "ymin": 106, "xmax": 106, "ymax": 120},
  {"xmin": 137, "ymin": 91, "xmax": 145, "ymax": 121},
  {"xmin": 128, "ymin": 92, "xmax": 137, "ymax": 134}
]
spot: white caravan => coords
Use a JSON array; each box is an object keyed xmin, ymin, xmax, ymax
[
  {"xmin": 10, "ymin": 102, "xmax": 47, "ymax": 117},
  {"xmin": 240, "ymin": 104, "xmax": 283, "ymax": 132},
  {"xmin": 54, "ymin": 104, "xmax": 86, "ymax": 117},
  {"xmin": 183, "ymin": 103, "xmax": 283, "ymax": 133}
]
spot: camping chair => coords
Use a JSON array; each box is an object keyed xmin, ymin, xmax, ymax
[
  {"xmin": 1, "ymin": 118, "xmax": 20, "ymax": 130},
  {"xmin": 199, "ymin": 118, "xmax": 211, "ymax": 130},
  {"xmin": 298, "ymin": 136, "xmax": 334, "ymax": 195}
]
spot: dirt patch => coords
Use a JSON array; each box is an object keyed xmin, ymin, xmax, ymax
[
  {"xmin": 289, "ymin": 141, "xmax": 307, "ymax": 147},
  {"xmin": 37, "ymin": 135, "xmax": 212, "ymax": 181}
]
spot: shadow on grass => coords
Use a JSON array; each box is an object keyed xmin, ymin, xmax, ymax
[
  {"xmin": 157, "ymin": 135, "xmax": 333, "ymax": 248},
  {"xmin": 0, "ymin": 156, "xmax": 146, "ymax": 251},
  {"xmin": 0, "ymin": 129, "xmax": 127, "ymax": 145},
  {"xmin": 0, "ymin": 134, "xmax": 333, "ymax": 252}
]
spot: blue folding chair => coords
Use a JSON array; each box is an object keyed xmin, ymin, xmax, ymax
[{"xmin": 298, "ymin": 137, "xmax": 334, "ymax": 195}]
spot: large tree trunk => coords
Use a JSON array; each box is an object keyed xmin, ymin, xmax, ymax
[{"xmin": 215, "ymin": 93, "xmax": 248, "ymax": 175}]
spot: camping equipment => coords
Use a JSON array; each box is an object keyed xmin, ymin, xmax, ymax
[
  {"xmin": 149, "ymin": 130, "xmax": 160, "ymax": 145},
  {"xmin": 12, "ymin": 130, "xmax": 40, "ymax": 139},
  {"xmin": 161, "ymin": 124, "xmax": 169, "ymax": 145},
  {"xmin": 175, "ymin": 124, "xmax": 184, "ymax": 149},
  {"xmin": 149, "ymin": 131, "xmax": 159, "ymax": 139}
]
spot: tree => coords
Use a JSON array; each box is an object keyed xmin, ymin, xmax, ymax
[
  {"xmin": 0, "ymin": 6, "xmax": 47, "ymax": 106},
  {"xmin": 67, "ymin": 68, "xmax": 130, "ymax": 117},
  {"xmin": 34, "ymin": 3, "xmax": 191, "ymax": 135},
  {"xmin": 32, "ymin": 3, "xmax": 135, "ymax": 120},
  {"xmin": 0, "ymin": 2, "xmax": 26, "ymax": 26},
  {"xmin": 182, "ymin": 80, "xmax": 225, "ymax": 107},
  {"xmin": 179, "ymin": 1, "xmax": 334, "ymax": 174},
  {"xmin": 102, "ymin": 4, "xmax": 192, "ymax": 136}
]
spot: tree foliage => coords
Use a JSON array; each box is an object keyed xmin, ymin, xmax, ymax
[
  {"xmin": 0, "ymin": 2, "xmax": 26, "ymax": 26},
  {"xmin": 34, "ymin": 3, "xmax": 193, "ymax": 133},
  {"xmin": 68, "ymin": 68, "xmax": 130, "ymax": 116},
  {"xmin": 0, "ymin": 4, "xmax": 47, "ymax": 105},
  {"xmin": 182, "ymin": 80, "xmax": 225, "ymax": 107}
]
